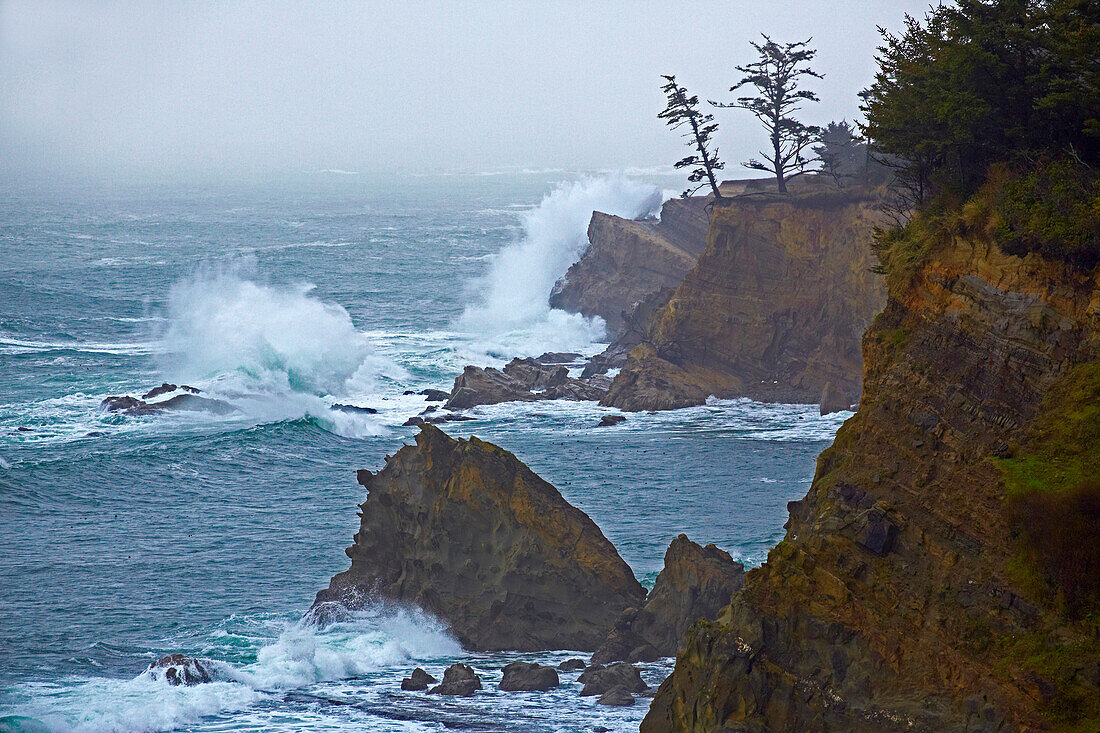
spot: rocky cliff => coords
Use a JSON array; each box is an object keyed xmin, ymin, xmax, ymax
[
  {"xmin": 603, "ymin": 187, "xmax": 886, "ymax": 411},
  {"xmin": 642, "ymin": 214, "xmax": 1100, "ymax": 730},
  {"xmin": 550, "ymin": 196, "xmax": 710, "ymax": 334},
  {"xmin": 313, "ymin": 425, "xmax": 645, "ymax": 652}
]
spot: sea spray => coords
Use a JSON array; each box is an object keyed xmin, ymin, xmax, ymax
[{"xmin": 457, "ymin": 176, "xmax": 662, "ymax": 354}]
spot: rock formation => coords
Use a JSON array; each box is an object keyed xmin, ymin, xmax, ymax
[
  {"xmin": 444, "ymin": 357, "xmax": 609, "ymax": 410},
  {"xmin": 499, "ymin": 661, "xmax": 560, "ymax": 692},
  {"xmin": 400, "ymin": 667, "xmax": 436, "ymax": 691},
  {"xmin": 313, "ymin": 425, "xmax": 645, "ymax": 651},
  {"xmin": 603, "ymin": 185, "xmax": 886, "ymax": 411},
  {"xmin": 146, "ymin": 654, "xmax": 214, "ymax": 686},
  {"xmin": 550, "ymin": 196, "xmax": 710, "ymax": 335},
  {"xmin": 642, "ymin": 220, "xmax": 1100, "ymax": 730},
  {"xmin": 428, "ymin": 663, "xmax": 482, "ymax": 696},
  {"xmin": 101, "ymin": 391, "xmax": 235, "ymax": 416},
  {"xmin": 591, "ymin": 535, "xmax": 744, "ymax": 664},
  {"xmin": 578, "ymin": 662, "xmax": 647, "ymax": 696}
]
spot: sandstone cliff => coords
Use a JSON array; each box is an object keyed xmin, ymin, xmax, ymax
[
  {"xmin": 642, "ymin": 215, "xmax": 1100, "ymax": 730},
  {"xmin": 550, "ymin": 196, "xmax": 709, "ymax": 334},
  {"xmin": 603, "ymin": 187, "xmax": 886, "ymax": 411},
  {"xmin": 313, "ymin": 425, "xmax": 645, "ymax": 651}
]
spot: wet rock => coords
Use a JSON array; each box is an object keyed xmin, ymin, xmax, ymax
[
  {"xmin": 147, "ymin": 654, "xmax": 214, "ymax": 686},
  {"xmin": 101, "ymin": 395, "xmax": 145, "ymax": 412},
  {"xmin": 443, "ymin": 358, "xmax": 608, "ymax": 410},
  {"xmin": 597, "ymin": 414, "xmax": 626, "ymax": 427},
  {"xmin": 403, "ymin": 416, "xmax": 425, "ymax": 427},
  {"xmin": 400, "ymin": 667, "xmax": 437, "ymax": 691},
  {"xmin": 579, "ymin": 662, "xmax": 646, "ymax": 696},
  {"xmin": 419, "ymin": 388, "xmax": 450, "ymax": 401},
  {"xmin": 536, "ymin": 352, "xmax": 582, "ymax": 364},
  {"xmin": 597, "ymin": 685, "xmax": 636, "ymax": 706},
  {"xmin": 331, "ymin": 403, "xmax": 378, "ymax": 414},
  {"xmin": 141, "ymin": 383, "xmax": 201, "ymax": 400},
  {"xmin": 101, "ymin": 393, "xmax": 234, "ymax": 416},
  {"xmin": 498, "ymin": 661, "xmax": 559, "ymax": 692},
  {"xmin": 313, "ymin": 425, "xmax": 645, "ymax": 651},
  {"xmin": 16, "ymin": 426, "xmax": 32, "ymax": 432},
  {"xmin": 428, "ymin": 663, "xmax": 482, "ymax": 696},
  {"xmin": 425, "ymin": 413, "xmax": 475, "ymax": 424},
  {"xmin": 557, "ymin": 658, "xmax": 587, "ymax": 671},
  {"xmin": 591, "ymin": 535, "xmax": 744, "ymax": 663}
]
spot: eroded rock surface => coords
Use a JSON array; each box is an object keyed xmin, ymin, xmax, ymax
[
  {"xmin": 313, "ymin": 425, "xmax": 645, "ymax": 651},
  {"xmin": 592, "ymin": 535, "xmax": 744, "ymax": 664},
  {"xmin": 578, "ymin": 663, "xmax": 647, "ymax": 696},
  {"xmin": 604, "ymin": 185, "xmax": 886, "ymax": 411},
  {"xmin": 499, "ymin": 661, "xmax": 559, "ymax": 692},
  {"xmin": 146, "ymin": 654, "xmax": 214, "ymax": 686},
  {"xmin": 642, "ymin": 233, "xmax": 1100, "ymax": 731},
  {"xmin": 400, "ymin": 667, "xmax": 436, "ymax": 691},
  {"xmin": 550, "ymin": 197, "xmax": 709, "ymax": 335},
  {"xmin": 444, "ymin": 357, "xmax": 607, "ymax": 410},
  {"xmin": 428, "ymin": 663, "xmax": 482, "ymax": 696}
]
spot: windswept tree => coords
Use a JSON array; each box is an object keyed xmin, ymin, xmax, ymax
[
  {"xmin": 814, "ymin": 120, "xmax": 863, "ymax": 188},
  {"xmin": 713, "ymin": 35, "xmax": 823, "ymax": 193},
  {"xmin": 659, "ymin": 75, "xmax": 725, "ymax": 200}
]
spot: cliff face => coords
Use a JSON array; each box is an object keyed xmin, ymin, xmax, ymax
[
  {"xmin": 550, "ymin": 196, "xmax": 709, "ymax": 334},
  {"xmin": 642, "ymin": 231, "xmax": 1100, "ymax": 731},
  {"xmin": 603, "ymin": 190, "xmax": 886, "ymax": 411},
  {"xmin": 314, "ymin": 425, "xmax": 645, "ymax": 651}
]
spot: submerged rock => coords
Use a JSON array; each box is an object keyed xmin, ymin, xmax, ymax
[
  {"xmin": 313, "ymin": 425, "xmax": 645, "ymax": 651},
  {"xmin": 147, "ymin": 654, "xmax": 214, "ymax": 686},
  {"xmin": 141, "ymin": 383, "xmax": 199, "ymax": 400},
  {"xmin": 400, "ymin": 667, "xmax": 437, "ymax": 691},
  {"xmin": 597, "ymin": 686, "xmax": 636, "ymax": 707},
  {"xmin": 331, "ymin": 403, "xmax": 379, "ymax": 414},
  {"xmin": 428, "ymin": 663, "xmax": 482, "ymax": 696},
  {"xmin": 499, "ymin": 661, "xmax": 559, "ymax": 692},
  {"xmin": 591, "ymin": 535, "xmax": 744, "ymax": 664},
  {"xmin": 579, "ymin": 662, "xmax": 646, "ymax": 696},
  {"xmin": 101, "ymin": 392, "xmax": 235, "ymax": 416}
]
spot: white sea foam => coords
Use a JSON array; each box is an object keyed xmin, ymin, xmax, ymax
[
  {"xmin": 159, "ymin": 262, "xmax": 404, "ymax": 402},
  {"xmin": 457, "ymin": 175, "xmax": 662, "ymax": 357}
]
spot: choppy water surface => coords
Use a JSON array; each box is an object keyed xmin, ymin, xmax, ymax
[{"xmin": 0, "ymin": 173, "xmax": 846, "ymax": 732}]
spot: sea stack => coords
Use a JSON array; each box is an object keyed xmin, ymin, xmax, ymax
[{"xmin": 313, "ymin": 424, "xmax": 645, "ymax": 651}]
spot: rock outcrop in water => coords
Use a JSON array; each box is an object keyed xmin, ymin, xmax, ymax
[
  {"xmin": 550, "ymin": 197, "xmax": 710, "ymax": 335},
  {"xmin": 313, "ymin": 424, "xmax": 645, "ymax": 651},
  {"xmin": 591, "ymin": 535, "xmax": 745, "ymax": 664},
  {"xmin": 603, "ymin": 184, "xmax": 886, "ymax": 411},
  {"xmin": 146, "ymin": 654, "xmax": 215, "ymax": 686},
  {"xmin": 642, "ymin": 214, "xmax": 1100, "ymax": 730},
  {"xmin": 101, "ymin": 391, "xmax": 235, "ymax": 416},
  {"xmin": 443, "ymin": 357, "xmax": 610, "ymax": 410}
]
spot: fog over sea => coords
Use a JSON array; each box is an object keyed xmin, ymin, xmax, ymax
[{"xmin": 0, "ymin": 171, "xmax": 848, "ymax": 732}]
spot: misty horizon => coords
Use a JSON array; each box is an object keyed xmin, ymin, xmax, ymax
[{"xmin": 3, "ymin": 0, "xmax": 931, "ymax": 183}]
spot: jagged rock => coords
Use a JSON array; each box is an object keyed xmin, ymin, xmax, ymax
[
  {"xmin": 819, "ymin": 381, "xmax": 851, "ymax": 415},
  {"xmin": 147, "ymin": 654, "xmax": 214, "ymax": 686},
  {"xmin": 400, "ymin": 667, "xmax": 437, "ymax": 691},
  {"xmin": 101, "ymin": 393, "xmax": 234, "ymax": 416},
  {"xmin": 443, "ymin": 358, "xmax": 607, "ymax": 410},
  {"xmin": 603, "ymin": 186, "xmax": 886, "ymax": 411},
  {"xmin": 331, "ymin": 403, "xmax": 378, "ymax": 414},
  {"xmin": 557, "ymin": 658, "xmax": 587, "ymax": 671},
  {"xmin": 597, "ymin": 414, "xmax": 626, "ymax": 427},
  {"xmin": 428, "ymin": 663, "xmax": 482, "ymax": 696},
  {"xmin": 499, "ymin": 661, "xmax": 559, "ymax": 692},
  {"xmin": 591, "ymin": 535, "xmax": 744, "ymax": 663},
  {"xmin": 402, "ymin": 416, "xmax": 425, "ymax": 427},
  {"xmin": 419, "ymin": 388, "xmax": 450, "ymax": 401},
  {"xmin": 597, "ymin": 686, "xmax": 636, "ymax": 706},
  {"xmin": 579, "ymin": 662, "xmax": 646, "ymax": 696},
  {"xmin": 642, "ymin": 225, "xmax": 1100, "ymax": 732},
  {"xmin": 313, "ymin": 425, "xmax": 645, "ymax": 651},
  {"xmin": 550, "ymin": 197, "xmax": 709, "ymax": 336},
  {"xmin": 536, "ymin": 352, "xmax": 582, "ymax": 364}
]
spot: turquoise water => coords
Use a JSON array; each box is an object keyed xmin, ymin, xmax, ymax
[{"xmin": 0, "ymin": 173, "xmax": 845, "ymax": 732}]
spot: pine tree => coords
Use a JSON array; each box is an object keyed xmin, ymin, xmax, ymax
[
  {"xmin": 713, "ymin": 35, "xmax": 823, "ymax": 193},
  {"xmin": 659, "ymin": 75, "xmax": 725, "ymax": 199}
]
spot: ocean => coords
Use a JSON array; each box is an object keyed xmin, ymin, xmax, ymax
[{"xmin": 0, "ymin": 171, "xmax": 846, "ymax": 732}]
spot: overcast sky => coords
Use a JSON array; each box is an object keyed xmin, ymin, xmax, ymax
[{"xmin": 1, "ymin": 1, "xmax": 933, "ymax": 182}]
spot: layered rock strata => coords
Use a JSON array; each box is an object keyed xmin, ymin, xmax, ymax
[
  {"xmin": 642, "ymin": 230, "xmax": 1100, "ymax": 730},
  {"xmin": 313, "ymin": 425, "xmax": 645, "ymax": 651},
  {"xmin": 550, "ymin": 196, "xmax": 710, "ymax": 334},
  {"xmin": 604, "ymin": 187, "xmax": 886, "ymax": 411}
]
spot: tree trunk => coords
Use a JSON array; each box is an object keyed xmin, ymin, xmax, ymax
[{"xmin": 777, "ymin": 169, "xmax": 787, "ymax": 193}]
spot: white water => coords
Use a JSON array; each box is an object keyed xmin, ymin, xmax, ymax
[{"xmin": 457, "ymin": 175, "xmax": 663, "ymax": 355}]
